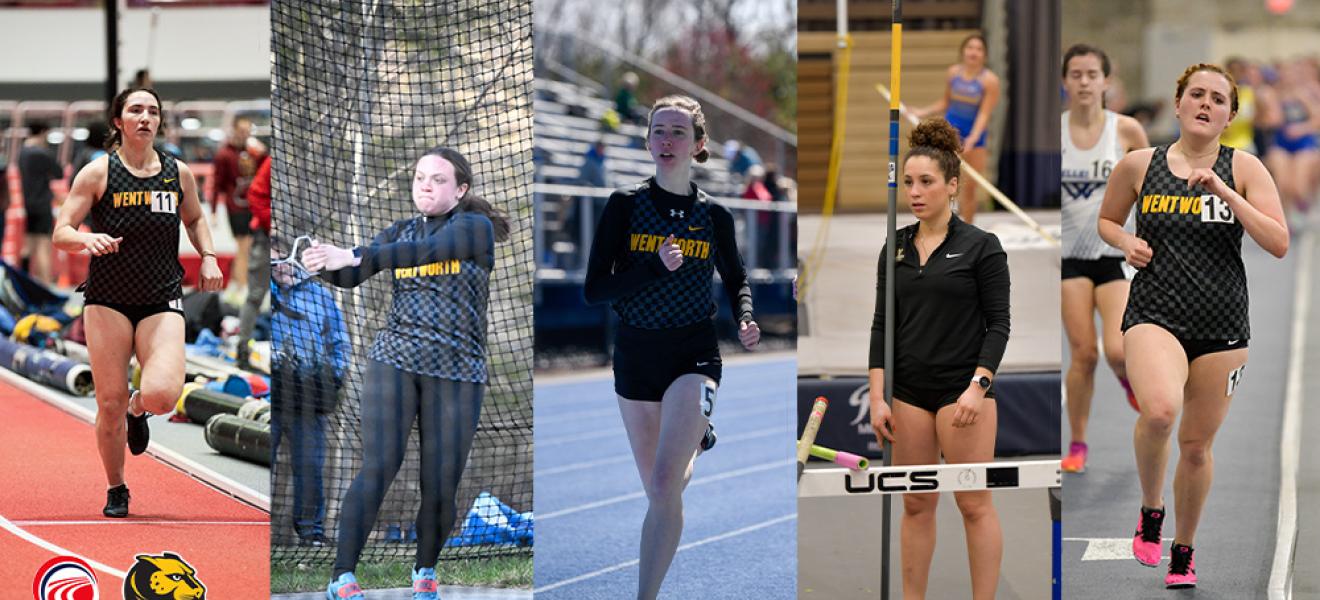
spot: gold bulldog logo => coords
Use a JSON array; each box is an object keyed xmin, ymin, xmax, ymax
[{"xmin": 122, "ymin": 552, "xmax": 206, "ymax": 600}]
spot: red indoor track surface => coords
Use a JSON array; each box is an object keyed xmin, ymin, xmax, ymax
[{"xmin": 0, "ymin": 378, "xmax": 269, "ymax": 597}]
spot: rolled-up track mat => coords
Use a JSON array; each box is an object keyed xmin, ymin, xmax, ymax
[
  {"xmin": 809, "ymin": 444, "xmax": 870, "ymax": 470},
  {"xmin": 204, "ymin": 413, "xmax": 271, "ymax": 465},
  {"xmin": 236, "ymin": 399, "xmax": 269, "ymax": 422},
  {"xmin": 61, "ymin": 340, "xmax": 91, "ymax": 365},
  {"xmin": 797, "ymin": 397, "xmax": 829, "ymax": 481},
  {"xmin": 0, "ymin": 338, "xmax": 94, "ymax": 395},
  {"xmin": 178, "ymin": 386, "xmax": 249, "ymax": 425}
]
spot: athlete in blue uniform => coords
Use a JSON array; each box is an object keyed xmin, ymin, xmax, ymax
[
  {"xmin": 55, "ymin": 87, "xmax": 224, "ymax": 518},
  {"xmin": 584, "ymin": 95, "xmax": 759, "ymax": 600},
  {"xmin": 1263, "ymin": 60, "xmax": 1320, "ymax": 220},
  {"xmin": 913, "ymin": 34, "xmax": 1001, "ymax": 224},
  {"xmin": 304, "ymin": 147, "xmax": 510, "ymax": 600}
]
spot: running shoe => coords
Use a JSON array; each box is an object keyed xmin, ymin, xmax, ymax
[
  {"xmin": 700, "ymin": 422, "xmax": 717, "ymax": 451},
  {"xmin": 103, "ymin": 484, "xmax": 130, "ymax": 518},
  {"xmin": 412, "ymin": 566, "xmax": 440, "ymax": 600},
  {"xmin": 1119, "ymin": 377, "xmax": 1139, "ymax": 412},
  {"xmin": 126, "ymin": 391, "xmax": 150, "ymax": 456},
  {"xmin": 1061, "ymin": 442, "xmax": 1088, "ymax": 473},
  {"xmin": 1165, "ymin": 543, "xmax": 1197, "ymax": 588},
  {"xmin": 1132, "ymin": 506, "xmax": 1165, "ymax": 567},
  {"xmin": 326, "ymin": 572, "xmax": 364, "ymax": 600}
]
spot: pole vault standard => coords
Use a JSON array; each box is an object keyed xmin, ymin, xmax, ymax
[{"xmin": 882, "ymin": 1, "xmax": 901, "ymax": 599}]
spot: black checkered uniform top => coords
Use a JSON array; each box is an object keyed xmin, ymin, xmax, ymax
[
  {"xmin": 584, "ymin": 179, "xmax": 753, "ymax": 330},
  {"xmin": 84, "ymin": 150, "xmax": 184, "ymax": 304},
  {"xmin": 1122, "ymin": 145, "xmax": 1248, "ymax": 340},
  {"xmin": 320, "ymin": 210, "xmax": 494, "ymax": 383}
]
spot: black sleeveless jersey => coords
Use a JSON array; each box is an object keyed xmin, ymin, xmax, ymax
[
  {"xmin": 612, "ymin": 181, "xmax": 720, "ymax": 329},
  {"xmin": 1123, "ymin": 145, "xmax": 1248, "ymax": 340},
  {"xmin": 84, "ymin": 150, "xmax": 184, "ymax": 304}
]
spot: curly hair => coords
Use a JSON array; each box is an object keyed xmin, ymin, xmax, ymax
[{"xmin": 905, "ymin": 118, "xmax": 962, "ymax": 181}]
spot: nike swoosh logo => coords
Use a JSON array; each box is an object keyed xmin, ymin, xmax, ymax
[
  {"xmin": 696, "ymin": 361, "xmax": 710, "ymax": 366},
  {"xmin": 688, "ymin": 226, "xmax": 704, "ymax": 231},
  {"xmin": 946, "ymin": 253, "xmax": 964, "ymax": 259},
  {"xmin": 163, "ymin": 178, "xmax": 176, "ymax": 183},
  {"xmin": 1227, "ymin": 340, "xmax": 1239, "ymax": 345}
]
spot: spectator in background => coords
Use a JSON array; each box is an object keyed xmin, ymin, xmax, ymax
[
  {"xmin": 741, "ymin": 164, "xmax": 771, "ymax": 201},
  {"xmin": 212, "ymin": 117, "xmax": 264, "ymax": 302},
  {"xmin": 270, "ymin": 236, "xmax": 348, "ymax": 547},
  {"xmin": 18, "ymin": 121, "xmax": 62, "ymax": 284},
  {"xmin": 763, "ymin": 163, "xmax": 788, "ymax": 203},
  {"xmin": 237, "ymin": 151, "xmax": 271, "ymax": 370},
  {"xmin": 578, "ymin": 139, "xmax": 608, "ymax": 188},
  {"xmin": 70, "ymin": 122, "xmax": 109, "ymax": 181},
  {"xmin": 726, "ymin": 139, "xmax": 763, "ymax": 180},
  {"xmin": 131, "ymin": 69, "xmax": 152, "ymax": 89},
  {"xmin": 615, "ymin": 71, "xmax": 644, "ymax": 125},
  {"xmin": 742, "ymin": 164, "xmax": 776, "ymax": 269}
]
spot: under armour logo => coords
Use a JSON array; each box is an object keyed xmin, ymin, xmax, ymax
[{"xmin": 670, "ymin": 209, "xmax": 684, "ymax": 218}]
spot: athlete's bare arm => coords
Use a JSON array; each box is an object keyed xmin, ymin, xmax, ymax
[
  {"xmin": 1117, "ymin": 114, "xmax": 1150, "ymax": 153},
  {"xmin": 1099, "ymin": 148, "xmax": 1154, "ymax": 268},
  {"xmin": 178, "ymin": 161, "xmax": 225, "ymax": 291},
  {"xmin": 1227, "ymin": 151, "xmax": 1289, "ymax": 257},
  {"xmin": 53, "ymin": 155, "xmax": 121, "ymax": 256}
]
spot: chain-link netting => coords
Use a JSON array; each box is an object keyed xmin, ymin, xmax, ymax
[{"xmin": 269, "ymin": 0, "xmax": 533, "ymax": 567}]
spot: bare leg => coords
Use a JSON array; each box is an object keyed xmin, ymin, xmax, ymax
[
  {"xmin": 938, "ymin": 398, "xmax": 1001, "ymax": 600},
  {"xmin": 1172, "ymin": 348, "xmax": 1246, "ymax": 546},
  {"xmin": 84, "ymin": 306, "xmax": 135, "ymax": 487},
  {"xmin": 959, "ymin": 147, "xmax": 988, "ymax": 224},
  {"xmin": 133, "ymin": 312, "xmax": 186, "ymax": 415},
  {"xmin": 1062, "ymin": 277, "xmax": 1099, "ymax": 444},
  {"xmin": 893, "ymin": 399, "xmax": 941, "ymax": 600},
  {"xmin": 631, "ymin": 374, "xmax": 710, "ymax": 600},
  {"xmin": 1125, "ymin": 324, "xmax": 1189, "ymax": 509}
]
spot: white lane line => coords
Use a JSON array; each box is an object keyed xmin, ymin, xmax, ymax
[
  {"xmin": 0, "ymin": 513, "xmax": 127, "ymax": 579},
  {"xmin": 536, "ymin": 426, "xmax": 791, "ymax": 478},
  {"xmin": 1271, "ymin": 233, "xmax": 1313, "ymax": 600},
  {"xmin": 13, "ymin": 520, "xmax": 267, "ymax": 526},
  {"xmin": 1063, "ymin": 537, "xmax": 1172, "ymax": 562},
  {"xmin": 533, "ymin": 513, "xmax": 796, "ymax": 594},
  {"xmin": 539, "ymin": 460, "xmax": 792, "ymax": 520},
  {"xmin": 0, "ymin": 368, "xmax": 270, "ymax": 511}
]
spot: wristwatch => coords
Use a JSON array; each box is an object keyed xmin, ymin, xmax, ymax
[{"xmin": 971, "ymin": 375, "xmax": 991, "ymax": 391}]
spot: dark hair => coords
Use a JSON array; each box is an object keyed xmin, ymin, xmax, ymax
[
  {"xmin": 647, "ymin": 95, "xmax": 710, "ymax": 163},
  {"xmin": 84, "ymin": 121, "xmax": 109, "ymax": 150},
  {"xmin": 26, "ymin": 120, "xmax": 51, "ymax": 137},
  {"xmin": 105, "ymin": 87, "xmax": 164, "ymax": 151},
  {"xmin": 1176, "ymin": 63, "xmax": 1239, "ymax": 115},
  {"xmin": 421, "ymin": 146, "xmax": 511, "ymax": 242},
  {"xmin": 905, "ymin": 118, "xmax": 962, "ymax": 182},
  {"xmin": 1062, "ymin": 44, "xmax": 1111, "ymax": 78},
  {"xmin": 960, "ymin": 34, "xmax": 987, "ymax": 58}
]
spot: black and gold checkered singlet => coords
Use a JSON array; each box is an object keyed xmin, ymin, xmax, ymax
[
  {"xmin": 1122, "ymin": 145, "xmax": 1248, "ymax": 340},
  {"xmin": 84, "ymin": 150, "xmax": 185, "ymax": 304}
]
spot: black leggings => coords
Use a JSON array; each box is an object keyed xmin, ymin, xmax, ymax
[{"xmin": 333, "ymin": 359, "xmax": 484, "ymax": 575}]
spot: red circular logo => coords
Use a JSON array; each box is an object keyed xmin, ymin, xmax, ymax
[{"xmin": 32, "ymin": 556, "xmax": 99, "ymax": 600}]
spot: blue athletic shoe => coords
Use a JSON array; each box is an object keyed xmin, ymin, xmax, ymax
[
  {"xmin": 327, "ymin": 572, "xmax": 364, "ymax": 599},
  {"xmin": 412, "ymin": 566, "xmax": 439, "ymax": 599}
]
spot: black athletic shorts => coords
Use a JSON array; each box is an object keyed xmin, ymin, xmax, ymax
[
  {"xmin": 1061, "ymin": 257, "xmax": 1127, "ymax": 286},
  {"xmin": 892, "ymin": 379, "xmax": 995, "ymax": 414},
  {"xmin": 1179, "ymin": 337, "xmax": 1248, "ymax": 362},
  {"xmin": 613, "ymin": 320, "xmax": 722, "ymax": 402},
  {"xmin": 85, "ymin": 298, "xmax": 185, "ymax": 328},
  {"xmin": 228, "ymin": 207, "xmax": 253, "ymax": 237},
  {"xmin": 24, "ymin": 202, "xmax": 53, "ymax": 235}
]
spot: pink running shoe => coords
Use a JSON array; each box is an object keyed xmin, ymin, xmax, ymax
[
  {"xmin": 1119, "ymin": 377, "xmax": 1139, "ymax": 412},
  {"xmin": 1165, "ymin": 543, "xmax": 1196, "ymax": 588},
  {"xmin": 1132, "ymin": 506, "xmax": 1164, "ymax": 567},
  {"xmin": 1061, "ymin": 442, "xmax": 1088, "ymax": 473}
]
